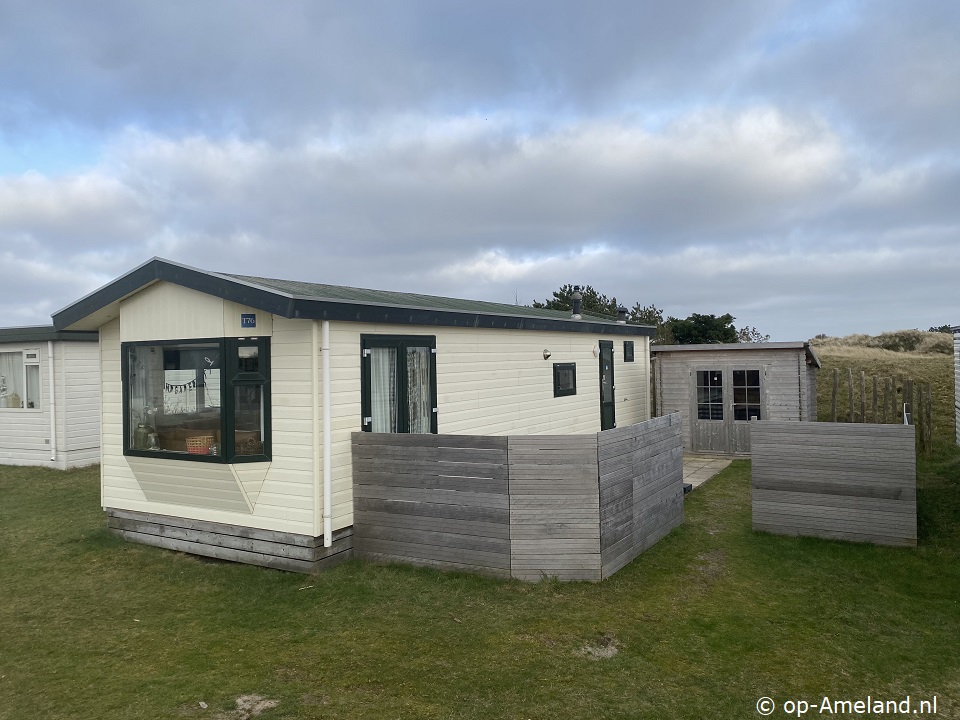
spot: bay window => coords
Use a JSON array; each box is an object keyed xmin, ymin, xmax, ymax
[{"xmin": 122, "ymin": 337, "xmax": 270, "ymax": 462}]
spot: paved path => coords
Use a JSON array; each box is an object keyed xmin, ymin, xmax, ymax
[{"xmin": 683, "ymin": 454, "xmax": 732, "ymax": 489}]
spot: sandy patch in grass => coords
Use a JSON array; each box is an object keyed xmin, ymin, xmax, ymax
[
  {"xmin": 576, "ymin": 633, "xmax": 620, "ymax": 660},
  {"xmin": 211, "ymin": 695, "xmax": 280, "ymax": 719}
]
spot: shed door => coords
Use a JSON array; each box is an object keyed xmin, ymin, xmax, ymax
[
  {"xmin": 691, "ymin": 366, "xmax": 765, "ymax": 454},
  {"xmin": 692, "ymin": 369, "xmax": 727, "ymax": 452}
]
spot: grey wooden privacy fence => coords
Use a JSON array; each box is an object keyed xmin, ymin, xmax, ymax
[
  {"xmin": 352, "ymin": 414, "xmax": 684, "ymax": 582},
  {"xmin": 752, "ymin": 421, "xmax": 917, "ymax": 547}
]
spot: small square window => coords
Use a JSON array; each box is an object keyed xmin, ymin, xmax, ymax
[
  {"xmin": 553, "ymin": 362, "xmax": 577, "ymax": 397},
  {"xmin": 623, "ymin": 341, "xmax": 635, "ymax": 362}
]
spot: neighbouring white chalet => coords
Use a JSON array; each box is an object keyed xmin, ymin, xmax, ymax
[
  {"xmin": 53, "ymin": 258, "xmax": 655, "ymax": 571},
  {"xmin": 0, "ymin": 326, "xmax": 100, "ymax": 469}
]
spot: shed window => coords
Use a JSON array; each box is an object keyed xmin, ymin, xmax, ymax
[
  {"xmin": 361, "ymin": 335, "xmax": 437, "ymax": 433},
  {"xmin": 623, "ymin": 341, "xmax": 635, "ymax": 363},
  {"xmin": 733, "ymin": 369, "xmax": 762, "ymax": 421},
  {"xmin": 0, "ymin": 350, "xmax": 40, "ymax": 410},
  {"xmin": 696, "ymin": 370, "xmax": 723, "ymax": 420},
  {"xmin": 553, "ymin": 362, "xmax": 577, "ymax": 397},
  {"xmin": 122, "ymin": 337, "xmax": 271, "ymax": 463}
]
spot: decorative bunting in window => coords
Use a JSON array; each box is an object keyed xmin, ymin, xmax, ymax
[{"xmin": 164, "ymin": 380, "xmax": 198, "ymax": 393}]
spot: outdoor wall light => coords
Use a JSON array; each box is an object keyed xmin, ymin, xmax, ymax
[
  {"xmin": 592, "ymin": 344, "xmax": 601, "ymax": 358},
  {"xmin": 543, "ymin": 349, "xmax": 552, "ymax": 360}
]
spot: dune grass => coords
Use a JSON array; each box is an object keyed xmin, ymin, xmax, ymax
[{"xmin": 1, "ymin": 343, "xmax": 958, "ymax": 718}]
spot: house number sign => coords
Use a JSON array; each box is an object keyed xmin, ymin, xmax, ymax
[{"xmin": 240, "ymin": 314, "xmax": 257, "ymax": 328}]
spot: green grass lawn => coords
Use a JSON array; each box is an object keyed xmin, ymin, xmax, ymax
[
  {"xmin": 2, "ymin": 346, "xmax": 958, "ymax": 719},
  {"xmin": 2, "ymin": 452, "xmax": 959, "ymax": 719}
]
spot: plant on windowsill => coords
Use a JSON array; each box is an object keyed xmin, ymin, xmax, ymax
[{"xmin": 132, "ymin": 405, "xmax": 159, "ymax": 450}]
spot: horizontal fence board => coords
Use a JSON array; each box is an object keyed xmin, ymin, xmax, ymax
[
  {"xmin": 510, "ymin": 523, "xmax": 600, "ymax": 540},
  {"xmin": 354, "ymin": 510, "xmax": 511, "ymax": 540},
  {"xmin": 353, "ymin": 470, "xmax": 508, "ymax": 494},
  {"xmin": 353, "ymin": 484, "xmax": 510, "ymax": 509},
  {"xmin": 752, "ymin": 489, "xmax": 917, "ymax": 513},
  {"xmin": 354, "ymin": 523, "xmax": 510, "ymax": 555},
  {"xmin": 354, "ymin": 497, "xmax": 510, "ymax": 525}
]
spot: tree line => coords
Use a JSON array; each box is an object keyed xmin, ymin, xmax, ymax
[{"xmin": 531, "ymin": 284, "xmax": 770, "ymax": 345}]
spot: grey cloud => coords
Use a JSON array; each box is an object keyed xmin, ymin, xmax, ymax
[{"xmin": 0, "ymin": 0, "xmax": 779, "ymax": 139}]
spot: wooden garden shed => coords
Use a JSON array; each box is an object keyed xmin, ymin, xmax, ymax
[
  {"xmin": 0, "ymin": 326, "xmax": 100, "ymax": 469},
  {"xmin": 52, "ymin": 258, "xmax": 658, "ymax": 573},
  {"xmin": 651, "ymin": 342, "xmax": 820, "ymax": 455}
]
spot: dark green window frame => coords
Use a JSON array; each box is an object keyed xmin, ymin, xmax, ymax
[
  {"xmin": 623, "ymin": 341, "xmax": 635, "ymax": 363},
  {"xmin": 121, "ymin": 336, "xmax": 271, "ymax": 464},
  {"xmin": 360, "ymin": 334, "xmax": 438, "ymax": 433},
  {"xmin": 553, "ymin": 362, "xmax": 577, "ymax": 397}
]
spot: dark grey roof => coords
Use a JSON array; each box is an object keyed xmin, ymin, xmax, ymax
[
  {"xmin": 53, "ymin": 257, "xmax": 654, "ymax": 337},
  {"xmin": 0, "ymin": 325, "xmax": 98, "ymax": 343},
  {"xmin": 651, "ymin": 341, "xmax": 821, "ymax": 368}
]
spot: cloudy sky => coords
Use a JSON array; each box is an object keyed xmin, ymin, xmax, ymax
[{"xmin": 1, "ymin": 1, "xmax": 958, "ymax": 340}]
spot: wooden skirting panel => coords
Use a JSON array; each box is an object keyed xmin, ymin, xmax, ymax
[
  {"xmin": 751, "ymin": 421, "xmax": 917, "ymax": 547},
  {"xmin": 106, "ymin": 508, "xmax": 354, "ymax": 573},
  {"xmin": 352, "ymin": 415, "xmax": 685, "ymax": 582}
]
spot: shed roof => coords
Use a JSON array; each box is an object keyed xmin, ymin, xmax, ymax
[
  {"xmin": 650, "ymin": 341, "xmax": 821, "ymax": 368},
  {"xmin": 52, "ymin": 257, "xmax": 654, "ymax": 337},
  {"xmin": 0, "ymin": 325, "xmax": 99, "ymax": 343}
]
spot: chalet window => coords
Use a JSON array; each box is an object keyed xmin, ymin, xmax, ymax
[
  {"xmin": 623, "ymin": 341, "xmax": 635, "ymax": 363},
  {"xmin": 0, "ymin": 350, "xmax": 40, "ymax": 410},
  {"xmin": 733, "ymin": 369, "xmax": 762, "ymax": 421},
  {"xmin": 122, "ymin": 337, "xmax": 271, "ymax": 462},
  {"xmin": 361, "ymin": 335, "xmax": 437, "ymax": 433},
  {"xmin": 696, "ymin": 370, "xmax": 723, "ymax": 420},
  {"xmin": 553, "ymin": 362, "xmax": 577, "ymax": 397}
]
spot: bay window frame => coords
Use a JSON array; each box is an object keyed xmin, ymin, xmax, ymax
[{"xmin": 121, "ymin": 336, "xmax": 271, "ymax": 463}]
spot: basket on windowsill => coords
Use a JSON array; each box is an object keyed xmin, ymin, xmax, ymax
[{"xmin": 185, "ymin": 435, "xmax": 215, "ymax": 454}]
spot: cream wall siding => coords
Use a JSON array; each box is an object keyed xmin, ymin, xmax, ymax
[
  {"xmin": 119, "ymin": 282, "xmax": 273, "ymax": 342},
  {"xmin": 60, "ymin": 342, "xmax": 101, "ymax": 461},
  {"xmin": 0, "ymin": 340, "xmax": 100, "ymax": 469},
  {"xmin": 100, "ymin": 307, "xmax": 314, "ymax": 536},
  {"xmin": 323, "ymin": 322, "xmax": 652, "ymax": 531}
]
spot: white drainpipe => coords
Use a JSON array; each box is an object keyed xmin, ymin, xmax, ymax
[
  {"xmin": 312, "ymin": 323, "xmax": 321, "ymax": 543},
  {"xmin": 47, "ymin": 341, "xmax": 57, "ymax": 462},
  {"xmin": 321, "ymin": 320, "xmax": 333, "ymax": 548}
]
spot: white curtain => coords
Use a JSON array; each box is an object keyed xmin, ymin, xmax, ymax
[
  {"xmin": 406, "ymin": 347, "xmax": 432, "ymax": 433},
  {"xmin": 0, "ymin": 352, "xmax": 23, "ymax": 408},
  {"xmin": 370, "ymin": 347, "xmax": 398, "ymax": 432}
]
